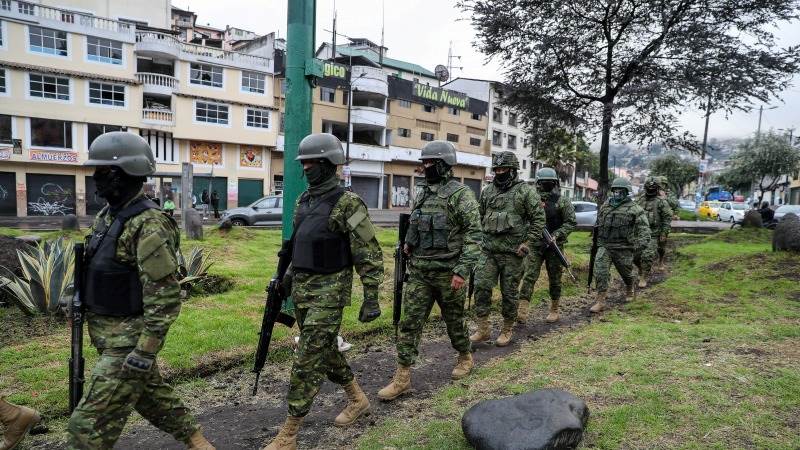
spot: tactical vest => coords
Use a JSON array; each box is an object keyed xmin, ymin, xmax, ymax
[
  {"xmin": 481, "ymin": 182, "xmax": 525, "ymax": 235},
  {"xmin": 85, "ymin": 198, "xmax": 159, "ymax": 317},
  {"xmin": 640, "ymin": 196, "xmax": 662, "ymax": 231},
  {"xmin": 543, "ymin": 192, "xmax": 564, "ymax": 233},
  {"xmin": 597, "ymin": 201, "xmax": 637, "ymax": 246},
  {"xmin": 406, "ymin": 179, "xmax": 465, "ymax": 260},
  {"xmin": 291, "ymin": 187, "xmax": 353, "ymax": 274}
]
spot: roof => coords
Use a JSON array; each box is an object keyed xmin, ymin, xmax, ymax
[{"xmin": 331, "ymin": 45, "xmax": 435, "ymax": 78}]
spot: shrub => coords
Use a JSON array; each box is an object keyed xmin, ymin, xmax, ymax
[
  {"xmin": 179, "ymin": 247, "xmax": 214, "ymax": 286},
  {"xmin": 0, "ymin": 237, "xmax": 74, "ymax": 316}
]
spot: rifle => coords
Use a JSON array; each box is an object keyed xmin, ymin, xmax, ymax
[
  {"xmin": 252, "ymin": 240, "xmax": 297, "ymax": 395},
  {"xmin": 393, "ymin": 214, "xmax": 410, "ymax": 340},
  {"xmin": 543, "ymin": 229, "xmax": 577, "ymax": 283},
  {"xmin": 68, "ymin": 243, "xmax": 85, "ymax": 413},
  {"xmin": 586, "ymin": 225, "xmax": 599, "ymax": 293}
]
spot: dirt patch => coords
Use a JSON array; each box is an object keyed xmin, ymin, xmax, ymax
[{"xmin": 0, "ymin": 308, "xmax": 66, "ymax": 348}]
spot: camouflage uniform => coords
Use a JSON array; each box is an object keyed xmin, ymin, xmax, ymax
[
  {"xmin": 396, "ymin": 173, "xmax": 482, "ymax": 366},
  {"xmin": 634, "ymin": 191, "xmax": 672, "ymax": 278},
  {"xmin": 657, "ymin": 176, "xmax": 678, "ymax": 263},
  {"xmin": 518, "ymin": 192, "xmax": 576, "ymax": 303},
  {"xmin": 593, "ymin": 196, "xmax": 651, "ymax": 293},
  {"xmin": 67, "ymin": 194, "xmax": 199, "ymax": 449},
  {"xmin": 286, "ymin": 188, "xmax": 383, "ymax": 417},
  {"xmin": 474, "ymin": 181, "xmax": 544, "ymax": 321}
]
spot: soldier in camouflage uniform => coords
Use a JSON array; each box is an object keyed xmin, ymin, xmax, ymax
[
  {"xmin": 517, "ymin": 167, "xmax": 576, "ymax": 324},
  {"xmin": 378, "ymin": 141, "xmax": 482, "ymax": 401},
  {"xmin": 634, "ymin": 178, "xmax": 672, "ymax": 288},
  {"xmin": 67, "ymin": 132, "xmax": 213, "ymax": 450},
  {"xmin": 589, "ymin": 177, "xmax": 651, "ymax": 313},
  {"xmin": 470, "ymin": 152, "xmax": 545, "ymax": 346},
  {"xmin": 264, "ymin": 134, "xmax": 383, "ymax": 450},
  {"xmin": 656, "ymin": 176, "xmax": 678, "ymax": 266}
]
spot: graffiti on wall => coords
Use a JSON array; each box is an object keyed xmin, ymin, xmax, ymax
[
  {"xmin": 392, "ymin": 186, "xmax": 410, "ymax": 207},
  {"xmin": 190, "ymin": 141, "xmax": 223, "ymax": 165},
  {"xmin": 28, "ymin": 182, "xmax": 74, "ymax": 216}
]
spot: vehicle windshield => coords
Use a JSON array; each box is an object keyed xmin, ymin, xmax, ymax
[
  {"xmin": 709, "ymin": 202, "xmax": 721, "ymax": 207},
  {"xmin": 731, "ymin": 204, "xmax": 746, "ymax": 210},
  {"xmin": 777, "ymin": 205, "xmax": 800, "ymax": 213}
]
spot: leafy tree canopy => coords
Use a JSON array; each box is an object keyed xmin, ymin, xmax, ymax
[
  {"xmin": 649, "ymin": 154, "xmax": 700, "ymax": 194},
  {"xmin": 719, "ymin": 130, "xmax": 800, "ymax": 201}
]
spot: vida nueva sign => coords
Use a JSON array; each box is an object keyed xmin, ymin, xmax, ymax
[{"xmin": 413, "ymin": 83, "xmax": 469, "ymax": 109}]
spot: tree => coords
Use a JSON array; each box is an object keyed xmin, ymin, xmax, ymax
[
  {"xmin": 715, "ymin": 165, "xmax": 753, "ymax": 195},
  {"xmin": 649, "ymin": 154, "xmax": 699, "ymax": 195},
  {"xmin": 719, "ymin": 131, "xmax": 800, "ymax": 203},
  {"xmin": 460, "ymin": 0, "xmax": 800, "ymax": 199},
  {"xmin": 530, "ymin": 128, "xmax": 590, "ymax": 180}
]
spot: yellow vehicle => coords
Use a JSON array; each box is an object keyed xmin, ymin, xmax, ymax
[{"xmin": 697, "ymin": 201, "xmax": 722, "ymax": 219}]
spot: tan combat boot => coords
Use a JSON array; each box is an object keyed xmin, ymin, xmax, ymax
[
  {"xmin": 262, "ymin": 416, "xmax": 303, "ymax": 450},
  {"xmin": 516, "ymin": 300, "xmax": 530, "ymax": 324},
  {"xmin": 590, "ymin": 291, "xmax": 607, "ymax": 313},
  {"xmin": 495, "ymin": 319, "xmax": 515, "ymax": 347},
  {"xmin": 451, "ymin": 352, "xmax": 474, "ymax": 380},
  {"xmin": 0, "ymin": 396, "xmax": 40, "ymax": 450},
  {"xmin": 638, "ymin": 272, "xmax": 648, "ymax": 288},
  {"xmin": 334, "ymin": 380, "xmax": 370, "ymax": 427},
  {"xmin": 545, "ymin": 298, "xmax": 560, "ymax": 323},
  {"xmin": 377, "ymin": 365, "xmax": 411, "ymax": 401},
  {"xmin": 625, "ymin": 283, "xmax": 635, "ymax": 300},
  {"xmin": 186, "ymin": 428, "xmax": 215, "ymax": 450},
  {"xmin": 469, "ymin": 316, "xmax": 491, "ymax": 343}
]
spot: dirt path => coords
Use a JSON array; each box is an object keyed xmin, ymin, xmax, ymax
[{"xmin": 109, "ymin": 271, "xmax": 664, "ymax": 450}]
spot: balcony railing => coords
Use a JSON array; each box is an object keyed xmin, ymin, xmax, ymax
[
  {"xmin": 136, "ymin": 72, "xmax": 179, "ymax": 89},
  {"xmin": 1, "ymin": 1, "xmax": 134, "ymax": 35},
  {"xmin": 135, "ymin": 31, "xmax": 272, "ymax": 69},
  {"xmin": 142, "ymin": 108, "xmax": 174, "ymax": 125}
]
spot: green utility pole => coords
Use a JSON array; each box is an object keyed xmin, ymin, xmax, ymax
[{"xmin": 282, "ymin": 0, "xmax": 316, "ymax": 239}]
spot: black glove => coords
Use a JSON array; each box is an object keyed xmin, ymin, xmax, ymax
[
  {"xmin": 359, "ymin": 293, "xmax": 381, "ymax": 323},
  {"xmin": 122, "ymin": 349, "xmax": 155, "ymax": 377}
]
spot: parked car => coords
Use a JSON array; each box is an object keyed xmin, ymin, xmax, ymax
[
  {"xmin": 717, "ymin": 202, "xmax": 747, "ymax": 222},
  {"xmin": 572, "ymin": 201, "xmax": 598, "ymax": 226},
  {"xmin": 220, "ymin": 195, "xmax": 282, "ymax": 226},
  {"xmin": 773, "ymin": 204, "xmax": 800, "ymax": 220},
  {"xmin": 697, "ymin": 201, "xmax": 721, "ymax": 219},
  {"xmin": 679, "ymin": 199, "xmax": 696, "ymax": 211}
]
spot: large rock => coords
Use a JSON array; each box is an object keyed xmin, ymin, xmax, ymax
[
  {"xmin": 462, "ymin": 389, "xmax": 589, "ymax": 450},
  {"xmin": 773, "ymin": 213, "xmax": 800, "ymax": 252},
  {"xmin": 184, "ymin": 209, "xmax": 204, "ymax": 240},
  {"xmin": 61, "ymin": 214, "xmax": 80, "ymax": 231},
  {"xmin": 741, "ymin": 210, "xmax": 763, "ymax": 228}
]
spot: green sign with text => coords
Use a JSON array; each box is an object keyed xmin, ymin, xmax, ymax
[{"xmin": 413, "ymin": 83, "xmax": 469, "ymax": 109}]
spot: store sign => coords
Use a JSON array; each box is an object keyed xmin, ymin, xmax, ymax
[
  {"xmin": 240, "ymin": 145, "xmax": 264, "ymax": 168},
  {"xmin": 324, "ymin": 61, "xmax": 348, "ymax": 79},
  {"xmin": 30, "ymin": 150, "xmax": 78, "ymax": 163},
  {"xmin": 190, "ymin": 141, "xmax": 223, "ymax": 165},
  {"xmin": 413, "ymin": 83, "xmax": 469, "ymax": 109}
]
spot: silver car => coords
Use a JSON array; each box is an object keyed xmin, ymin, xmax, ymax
[
  {"xmin": 220, "ymin": 195, "xmax": 282, "ymax": 226},
  {"xmin": 774, "ymin": 204, "xmax": 800, "ymax": 220},
  {"xmin": 572, "ymin": 201, "xmax": 598, "ymax": 226}
]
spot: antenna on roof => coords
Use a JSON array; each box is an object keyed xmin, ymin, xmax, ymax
[
  {"xmin": 447, "ymin": 41, "xmax": 463, "ymax": 79},
  {"xmin": 379, "ymin": 0, "xmax": 385, "ymax": 67}
]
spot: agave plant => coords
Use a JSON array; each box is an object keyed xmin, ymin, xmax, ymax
[
  {"xmin": 0, "ymin": 237, "xmax": 74, "ymax": 316},
  {"xmin": 179, "ymin": 247, "xmax": 214, "ymax": 286}
]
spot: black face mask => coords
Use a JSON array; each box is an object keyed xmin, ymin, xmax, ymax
[
  {"xmin": 93, "ymin": 167, "xmax": 143, "ymax": 207},
  {"xmin": 493, "ymin": 169, "xmax": 515, "ymax": 189},
  {"xmin": 538, "ymin": 181, "xmax": 556, "ymax": 193},
  {"xmin": 646, "ymin": 187, "xmax": 658, "ymax": 197},
  {"xmin": 304, "ymin": 160, "xmax": 336, "ymax": 186},
  {"xmin": 424, "ymin": 160, "xmax": 449, "ymax": 184}
]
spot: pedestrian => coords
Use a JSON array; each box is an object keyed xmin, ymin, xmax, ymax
[
  {"xmin": 517, "ymin": 167, "xmax": 576, "ymax": 324},
  {"xmin": 210, "ymin": 190, "xmax": 220, "ymax": 219},
  {"xmin": 589, "ymin": 177, "xmax": 650, "ymax": 313},
  {"xmin": 759, "ymin": 201, "xmax": 774, "ymax": 223},
  {"xmin": 634, "ymin": 177, "xmax": 672, "ymax": 288},
  {"xmin": 470, "ymin": 152, "xmax": 545, "ymax": 346},
  {"xmin": 0, "ymin": 395, "xmax": 41, "ymax": 450},
  {"xmin": 263, "ymin": 133, "xmax": 383, "ymax": 450},
  {"xmin": 377, "ymin": 140, "xmax": 482, "ymax": 402},
  {"xmin": 68, "ymin": 132, "xmax": 213, "ymax": 449},
  {"xmin": 163, "ymin": 197, "xmax": 176, "ymax": 217}
]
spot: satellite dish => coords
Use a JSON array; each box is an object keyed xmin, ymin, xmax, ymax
[{"xmin": 435, "ymin": 64, "xmax": 450, "ymax": 83}]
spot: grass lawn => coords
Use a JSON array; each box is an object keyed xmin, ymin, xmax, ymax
[{"xmin": 355, "ymin": 228, "xmax": 800, "ymax": 449}]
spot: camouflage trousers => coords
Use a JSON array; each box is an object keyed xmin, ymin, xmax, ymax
[
  {"xmin": 474, "ymin": 252, "xmax": 525, "ymax": 320},
  {"xmin": 66, "ymin": 347, "xmax": 198, "ymax": 449},
  {"xmin": 287, "ymin": 305, "xmax": 354, "ymax": 417},
  {"xmin": 593, "ymin": 246, "xmax": 636, "ymax": 293},
  {"xmin": 634, "ymin": 236, "xmax": 658, "ymax": 276},
  {"xmin": 657, "ymin": 236, "xmax": 668, "ymax": 262},
  {"xmin": 397, "ymin": 268, "xmax": 471, "ymax": 367},
  {"xmin": 519, "ymin": 247, "xmax": 563, "ymax": 302}
]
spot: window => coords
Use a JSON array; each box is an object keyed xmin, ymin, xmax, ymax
[
  {"xmin": 398, "ymin": 128, "xmax": 411, "ymax": 138},
  {"xmin": 29, "ymin": 74, "xmax": 70, "ymax": 100},
  {"xmin": 89, "ymin": 81, "xmax": 125, "ymax": 106},
  {"xmin": 398, "ymin": 99, "xmax": 411, "ymax": 108},
  {"xmin": 195, "ymin": 101, "xmax": 229, "ymax": 125},
  {"xmin": 87, "ymin": 36, "xmax": 122, "ymax": 65},
  {"xmin": 190, "ymin": 63, "xmax": 223, "ymax": 87},
  {"xmin": 448, "ymin": 107, "xmax": 459, "ymax": 116},
  {"xmin": 29, "ymin": 26, "xmax": 68, "ymax": 56},
  {"xmin": 509, "ymin": 112, "xmax": 518, "ymax": 127},
  {"xmin": 423, "ymin": 104, "xmax": 435, "ymax": 113},
  {"xmin": 87, "ymin": 123, "xmax": 122, "ymax": 147},
  {"xmin": 492, "ymin": 130, "xmax": 502, "ymax": 146},
  {"xmin": 343, "ymin": 90, "xmax": 349, "ymax": 105},
  {"xmin": 492, "ymin": 107, "xmax": 502, "ymax": 123},
  {"xmin": 446, "ymin": 133, "xmax": 459, "ymax": 143},
  {"xmin": 280, "ymin": 113, "xmax": 285, "ymax": 133},
  {"xmin": 18, "ymin": 2, "xmax": 34, "ymax": 14},
  {"xmin": 0, "ymin": 114, "xmax": 11, "ymax": 144},
  {"xmin": 470, "ymin": 137, "xmax": 481, "ymax": 147},
  {"xmin": 471, "ymin": 112, "xmax": 481, "ymax": 121},
  {"xmin": 0, "ymin": 1, "xmax": 10, "ymax": 11},
  {"xmin": 280, "ymin": 79, "xmax": 286, "ymax": 95},
  {"xmin": 522, "ymin": 159, "xmax": 527, "ymax": 169},
  {"xmin": 241, "ymin": 71, "xmax": 266, "ymax": 94},
  {"xmin": 246, "ymin": 108, "xmax": 270, "ymax": 128},
  {"xmin": 31, "ymin": 118, "xmax": 72, "ymax": 148},
  {"xmin": 421, "ymin": 132, "xmax": 435, "ymax": 141},
  {"xmin": 320, "ymin": 87, "xmax": 335, "ymax": 102},
  {"xmin": 0, "ymin": 20, "xmax": 4, "ymax": 46},
  {"xmin": 0, "ymin": 69, "xmax": 5, "ymax": 94},
  {"xmin": 507, "ymin": 134, "xmax": 517, "ymax": 149}
]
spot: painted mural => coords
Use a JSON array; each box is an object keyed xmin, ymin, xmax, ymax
[
  {"xmin": 240, "ymin": 145, "xmax": 263, "ymax": 168},
  {"xmin": 190, "ymin": 141, "xmax": 223, "ymax": 165}
]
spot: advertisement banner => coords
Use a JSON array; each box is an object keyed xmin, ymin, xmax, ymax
[
  {"xmin": 30, "ymin": 150, "xmax": 78, "ymax": 163},
  {"xmin": 190, "ymin": 141, "xmax": 223, "ymax": 165},
  {"xmin": 240, "ymin": 145, "xmax": 264, "ymax": 168},
  {"xmin": 412, "ymin": 83, "xmax": 470, "ymax": 109}
]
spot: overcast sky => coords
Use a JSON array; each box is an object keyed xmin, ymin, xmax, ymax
[{"xmin": 184, "ymin": 0, "xmax": 800, "ymax": 145}]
